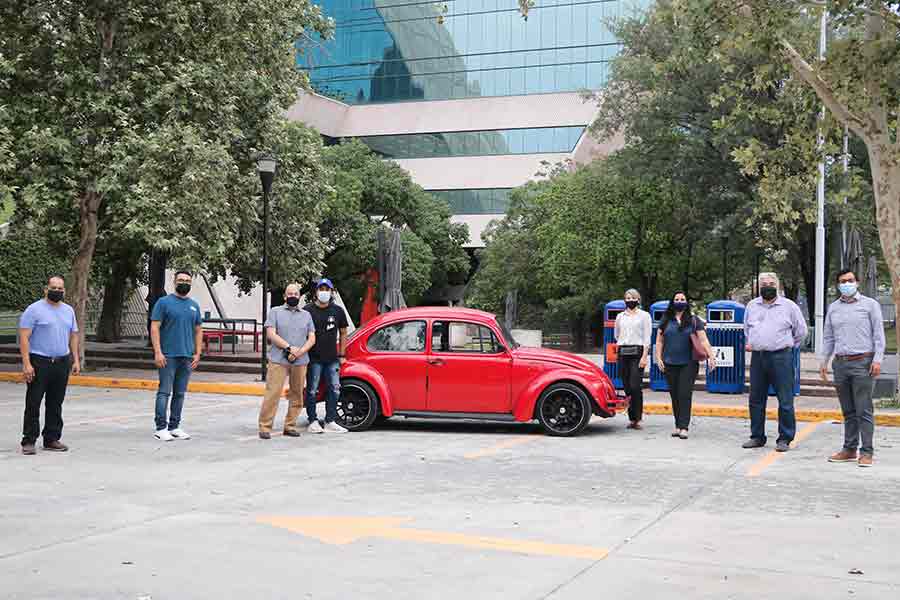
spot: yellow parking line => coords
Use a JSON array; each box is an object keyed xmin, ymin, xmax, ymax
[
  {"xmin": 746, "ymin": 420, "xmax": 824, "ymax": 478},
  {"xmin": 464, "ymin": 435, "xmax": 539, "ymax": 459}
]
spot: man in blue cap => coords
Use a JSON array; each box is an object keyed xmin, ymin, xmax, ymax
[{"xmin": 304, "ymin": 278, "xmax": 349, "ymax": 433}]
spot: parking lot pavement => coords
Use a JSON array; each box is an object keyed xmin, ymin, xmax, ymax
[{"xmin": 1, "ymin": 382, "xmax": 898, "ymax": 600}]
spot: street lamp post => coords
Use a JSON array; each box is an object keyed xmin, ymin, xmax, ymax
[
  {"xmin": 256, "ymin": 154, "xmax": 277, "ymax": 381},
  {"xmin": 813, "ymin": 10, "xmax": 827, "ymax": 355}
]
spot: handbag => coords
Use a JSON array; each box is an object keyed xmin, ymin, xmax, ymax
[
  {"xmin": 689, "ymin": 317, "xmax": 708, "ymax": 361},
  {"xmin": 618, "ymin": 344, "xmax": 643, "ymax": 358}
]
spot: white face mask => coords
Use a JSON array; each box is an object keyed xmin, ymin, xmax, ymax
[{"xmin": 317, "ymin": 290, "xmax": 332, "ymax": 304}]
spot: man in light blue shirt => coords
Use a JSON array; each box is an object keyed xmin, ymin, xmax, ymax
[
  {"xmin": 819, "ymin": 268, "xmax": 885, "ymax": 467},
  {"xmin": 18, "ymin": 275, "xmax": 80, "ymax": 455}
]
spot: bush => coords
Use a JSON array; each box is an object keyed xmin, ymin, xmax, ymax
[{"xmin": 0, "ymin": 228, "xmax": 72, "ymax": 311}]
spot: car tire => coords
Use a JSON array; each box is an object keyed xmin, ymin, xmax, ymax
[
  {"xmin": 335, "ymin": 379, "xmax": 379, "ymax": 432},
  {"xmin": 535, "ymin": 382, "xmax": 592, "ymax": 437}
]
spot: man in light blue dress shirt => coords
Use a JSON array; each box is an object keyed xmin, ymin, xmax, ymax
[{"xmin": 819, "ymin": 268, "xmax": 885, "ymax": 467}]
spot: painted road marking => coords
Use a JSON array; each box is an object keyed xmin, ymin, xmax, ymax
[
  {"xmin": 464, "ymin": 435, "xmax": 539, "ymax": 459},
  {"xmin": 746, "ymin": 420, "xmax": 824, "ymax": 478},
  {"xmin": 259, "ymin": 516, "xmax": 609, "ymax": 560}
]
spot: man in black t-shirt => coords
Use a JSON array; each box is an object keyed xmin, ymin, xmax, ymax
[{"xmin": 304, "ymin": 278, "xmax": 350, "ymax": 433}]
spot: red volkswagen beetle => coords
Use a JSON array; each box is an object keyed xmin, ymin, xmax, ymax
[{"xmin": 334, "ymin": 307, "xmax": 626, "ymax": 436}]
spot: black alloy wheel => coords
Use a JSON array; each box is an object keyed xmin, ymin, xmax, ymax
[
  {"xmin": 535, "ymin": 382, "xmax": 592, "ymax": 436},
  {"xmin": 335, "ymin": 379, "xmax": 379, "ymax": 431}
]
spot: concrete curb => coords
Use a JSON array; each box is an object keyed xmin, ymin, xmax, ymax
[{"xmin": 2, "ymin": 372, "xmax": 898, "ymax": 427}]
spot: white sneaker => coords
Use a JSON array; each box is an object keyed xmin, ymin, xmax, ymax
[
  {"xmin": 169, "ymin": 428, "xmax": 191, "ymax": 440},
  {"xmin": 155, "ymin": 429, "xmax": 174, "ymax": 442},
  {"xmin": 307, "ymin": 420, "xmax": 324, "ymax": 434},
  {"xmin": 324, "ymin": 421, "xmax": 348, "ymax": 434}
]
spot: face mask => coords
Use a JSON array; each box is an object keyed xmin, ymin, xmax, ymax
[
  {"xmin": 838, "ymin": 282, "xmax": 858, "ymax": 297},
  {"xmin": 625, "ymin": 300, "xmax": 639, "ymax": 310},
  {"xmin": 47, "ymin": 290, "xmax": 64, "ymax": 303},
  {"xmin": 760, "ymin": 286, "xmax": 777, "ymax": 301},
  {"xmin": 285, "ymin": 296, "xmax": 300, "ymax": 307},
  {"xmin": 175, "ymin": 283, "xmax": 191, "ymax": 295},
  {"xmin": 317, "ymin": 290, "xmax": 331, "ymax": 304},
  {"xmin": 673, "ymin": 302, "xmax": 688, "ymax": 312}
]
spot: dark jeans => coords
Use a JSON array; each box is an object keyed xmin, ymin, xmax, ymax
[
  {"xmin": 22, "ymin": 354, "xmax": 71, "ymax": 445},
  {"xmin": 619, "ymin": 351, "xmax": 644, "ymax": 422},
  {"xmin": 156, "ymin": 357, "xmax": 192, "ymax": 430},
  {"xmin": 833, "ymin": 357, "xmax": 876, "ymax": 455},
  {"xmin": 664, "ymin": 361, "xmax": 699, "ymax": 430},
  {"xmin": 306, "ymin": 360, "xmax": 340, "ymax": 423},
  {"xmin": 749, "ymin": 349, "xmax": 796, "ymax": 444}
]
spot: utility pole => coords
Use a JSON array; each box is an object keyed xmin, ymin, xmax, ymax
[{"xmin": 813, "ymin": 9, "xmax": 827, "ymax": 354}]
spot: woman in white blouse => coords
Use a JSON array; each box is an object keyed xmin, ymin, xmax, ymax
[{"xmin": 614, "ymin": 289, "xmax": 652, "ymax": 429}]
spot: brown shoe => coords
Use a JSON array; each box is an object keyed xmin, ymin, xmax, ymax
[
  {"xmin": 22, "ymin": 443, "xmax": 36, "ymax": 455},
  {"xmin": 283, "ymin": 429, "xmax": 301, "ymax": 437},
  {"xmin": 258, "ymin": 431, "xmax": 271, "ymax": 440},
  {"xmin": 858, "ymin": 454, "xmax": 874, "ymax": 468},
  {"xmin": 43, "ymin": 440, "xmax": 68, "ymax": 452},
  {"xmin": 828, "ymin": 449, "xmax": 858, "ymax": 463}
]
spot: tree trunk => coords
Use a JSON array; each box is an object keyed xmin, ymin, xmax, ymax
[
  {"xmin": 870, "ymin": 157, "xmax": 900, "ymax": 395},
  {"xmin": 69, "ymin": 190, "xmax": 102, "ymax": 364},
  {"xmin": 146, "ymin": 250, "xmax": 168, "ymax": 342},
  {"xmin": 95, "ymin": 260, "xmax": 132, "ymax": 343}
]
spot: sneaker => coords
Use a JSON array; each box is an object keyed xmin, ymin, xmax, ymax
[
  {"xmin": 169, "ymin": 428, "xmax": 191, "ymax": 440},
  {"xmin": 775, "ymin": 440, "xmax": 790, "ymax": 453},
  {"xmin": 155, "ymin": 429, "xmax": 174, "ymax": 442},
  {"xmin": 742, "ymin": 438, "xmax": 766, "ymax": 449},
  {"xmin": 43, "ymin": 440, "xmax": 68, "ymax": 452},
  {"xmin": 307, "ymin": 420, "xmax": 324, "ymax": 434},
  {"xmin": 828, "ymin": 449, "xmax": 858, "ymax": 463},
  {"xmin": 858, "ymin": 454, "xmax": 874, "ymax": 468},
  {"xmin": 324, "ymin": 421, "xmax": 348, "ymax": 434}
]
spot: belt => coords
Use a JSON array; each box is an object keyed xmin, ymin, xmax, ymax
[
  {"xmin": 835, "ymin": 353, "xmax": 874, "ymax": 362},
  {"xmin": 30, "ymin": 353, "xmax": 70, "ymax": 364},
  {"xmin": 754, "ymin": 348, "xmax": 791, "ymax": 354}
]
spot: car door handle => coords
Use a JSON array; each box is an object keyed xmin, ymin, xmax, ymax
[{"xmin": 428, "ymin": 358, "xmax": 444, "ymax": 366}]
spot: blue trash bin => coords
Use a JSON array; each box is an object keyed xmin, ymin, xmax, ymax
[
  {"xmin": 649, "ymin": 300, "xmax": 670, "ymax": 391},
  {"xmin": 602, "ymin": 300, "xmax": 626, "ymax": 389},
  {"xmin": 767, "ymin": 347, "xmax": 802, "ymax": 397},
  {"xmin": 705, "ymin": 301, "xmax": 746, "ymax": 394}
]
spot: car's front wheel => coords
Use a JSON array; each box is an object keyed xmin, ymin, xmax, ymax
[
  {"xmin": 535, "ymin": 382, "xmax": 592, "ymax": 436},
  {"xmin": 335, "ymin": 379, "xmax": 379, "ymax": 432}
]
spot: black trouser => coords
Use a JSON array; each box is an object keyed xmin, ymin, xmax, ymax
[
  {"xmin": 22, "ymin": 354, "xmax": 71, "ymax": 445},
  {"xmin": 664, "ymin": 361, "xmax": 699, "ymax": 430},
  {"xmin": 618, "ymin": 349, "xmax": 644, "ymax": 422}
]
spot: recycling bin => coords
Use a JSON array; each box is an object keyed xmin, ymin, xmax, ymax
[
  {"xmin": 705, "ymin": 301, "xmax": 746, "ymax": 394},
  {"xmin": 602, "ymin": 300, "xmax": 626, "ymax": 389},
  {"xmin": 649, "ymin": 300, "xmax": 670, "ymax": 391}
]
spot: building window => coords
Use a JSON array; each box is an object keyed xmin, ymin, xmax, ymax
[{"xmin": 429, "ymin": 189, "xmax": 512, "ymax": 215}]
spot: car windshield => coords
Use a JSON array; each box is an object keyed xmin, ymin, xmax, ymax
[{"xmin": 494, "ymin": 318, "xmax": 520, "ymax": 349}]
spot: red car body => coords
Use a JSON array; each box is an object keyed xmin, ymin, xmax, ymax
[{"xmin": 334, "ymin": 307, "xmax": 625, "ymax": 436}]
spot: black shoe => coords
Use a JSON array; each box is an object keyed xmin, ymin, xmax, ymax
[
  {"xmin": 775, "ymin": 440, "xmax": 791, "ymax": 453},
  {"xmin": 258, "ymin": 431, "xmax": 271, "ymax": 440},
  {"xmin": 742, "ymin": 438, "xmax": 766, "ymax": 449},
  {"xmin": 282, "ymin": 429, "xmax": 301, "ymax": 437},
  {"xmin": 43, "ymin": 440, "xmax": 68, "ymax": 452},
  {"xmin": 22, "ymin": 442, "xmax": 36, "ymax": 456}
]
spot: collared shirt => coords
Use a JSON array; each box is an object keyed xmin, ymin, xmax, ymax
[
  {"xmin": 819, "ymin": 293, "xmax": 885, "ymax": 365},
  {"xmin": 265, "ymin": 305, "xmax": 315, "ymax": 366},
  {"xmin": 745, "ymin": 295, "xmax": 808, "ymax": 352},
  {"xmin": 19, "ymin": 299, "xmax": 79, "ymax": 358},
  {"xmin": 615, "ymin": 309, "xmax": 651, "ymax": 347}
]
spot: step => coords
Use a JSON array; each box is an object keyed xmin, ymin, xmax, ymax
[
  {"xmin": 0, "ymin": 354, "xmax": 259, "ymax": 375},
  {"xmin": 0, "ymin": 344, "xmax": 260, "ymax": 364}
]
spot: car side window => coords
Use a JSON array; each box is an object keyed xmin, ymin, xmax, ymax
[
  {"xmin": 367, "ymin": 321, "xmax": 426, "ymax": 353},
  {"xmin": 432, "ymin": 321, "xmax": 502, "ymax": 354}
]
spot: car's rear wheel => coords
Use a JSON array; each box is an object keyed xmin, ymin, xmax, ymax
[
  {"xmin": 535, "ymin": 382, "xmax": 592, "ymax": 436},
  {"xmin": 335, "ymin": 379, "xmax": 379, "ymax": 432}
]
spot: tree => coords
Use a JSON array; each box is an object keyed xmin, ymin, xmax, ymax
[{"xmin": 1, "ymin": 0, "xmax": 332, "ymax": 350}]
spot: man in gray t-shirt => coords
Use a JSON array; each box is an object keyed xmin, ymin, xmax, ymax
[{"xmin": 258, "ymin": 284, "xmax": 316, "ymax": 439}]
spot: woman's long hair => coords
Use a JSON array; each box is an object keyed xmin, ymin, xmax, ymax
[{"xmin": 659, "ymin": 291, "xmax": 693, "ymax": 332}]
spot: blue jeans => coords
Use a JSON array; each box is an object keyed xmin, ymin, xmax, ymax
[
  {"xmin": 156, "ymin": 357, "xmax": 192, "ymax": 430},
  {"xmin": 749, "ymin": 349, "xmax": 796, "ymax": 443},
  {"xmin": 306, "ymin": 360, "xmax": 340, "ymax": 423}
]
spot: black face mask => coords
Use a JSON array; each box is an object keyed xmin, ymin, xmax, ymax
[
  {"xmin": 175, "ymin": 283, "xmax": 191, "ymax": 295},
  {"xmin": 47, "ymin": 290, "xmax": 64, "ymax": 303},
  {"xmin": 625, "ymin": 300, "xmax": 639, "ymax": 310},
  {"xmin": 761, "ymin": 286, "xmax": 777, "ymax": 301},
  {"xmin": 285, "ymin": 297, "xmax": 300, "ymax": 307},
  {"xmin": 673, "ymin": 302, "xmax": 688, "ymax": 312}
]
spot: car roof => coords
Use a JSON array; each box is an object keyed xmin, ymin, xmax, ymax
[{"xmin": 359, "ymin": 307, "xmax": 497, "ymax": 329}]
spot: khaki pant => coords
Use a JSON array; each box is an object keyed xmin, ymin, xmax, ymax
[{"xmin": 259, "ymin": 363, "xmax": 306, "ymax": 434}]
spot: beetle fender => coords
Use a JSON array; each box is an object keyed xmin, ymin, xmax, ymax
[
  {"xmin": 340, "ymin": 362, "xmax": 395, "ymax": 416},
  {"xmin": 512, "ymin": 369, "xmax": 608, "ymax": 422}
]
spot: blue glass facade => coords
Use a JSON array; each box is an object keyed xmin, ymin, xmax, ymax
[
  {"xmin": 360, "ymin": 126, "xmax": 584, "ymax": 159},
  {"xmin": 307, "ymin": 0, "xmax": 628, "ymax": 104},
  {"xmin": 430, "ymin": 188, "xmax": 512, "ymax": 214}
]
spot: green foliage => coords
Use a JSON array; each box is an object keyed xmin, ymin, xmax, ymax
[{"xmin": 0, "ymin": 229, "xmax": 72, "ymax": 310}]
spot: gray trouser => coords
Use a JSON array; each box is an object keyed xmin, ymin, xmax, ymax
[{"xmin": 833, "ymin": 357, "xmax": 876, "ymax": 455}]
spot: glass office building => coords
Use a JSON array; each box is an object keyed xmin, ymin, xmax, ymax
[{"xmin": 294, "ymin": 0, "xmax": 642, "ymax": 245}]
